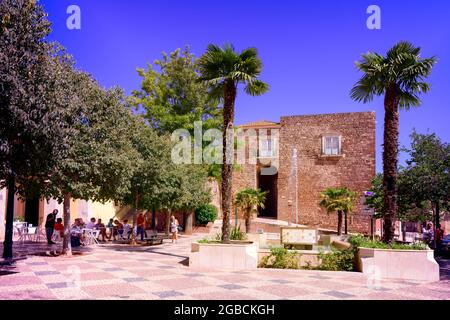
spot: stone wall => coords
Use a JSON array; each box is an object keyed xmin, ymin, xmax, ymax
[{"xmin": 277, "ymin": 112, "xmax": 376, "ymax": 234}]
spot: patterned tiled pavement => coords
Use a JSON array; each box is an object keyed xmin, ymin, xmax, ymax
[{"xmin": 0, "ymin": 235, "xmax": 449, "ymax": 300}]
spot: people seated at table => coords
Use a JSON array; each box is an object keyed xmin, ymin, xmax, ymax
[
  {"xmin": 94, "ymin": 219, "xmax": 107, "ymax": 242},
  {"xmin": 86, "ymin": 217, "xmax": 96, "ymax": 230},
  {"xmin": 112, "ymin": 220, "xmax": 123, "ymax": 241},
  {"xmin": 70, "ymin": 218, "xmax": 85, "ymax": 247},
  {"xmin": 123, "ymin": 219, "xmax": 132, "ymax": 239},
  {"xmin": 54, "ymin": 218, "xmax": 64, "ymax": 238},
  {"xmin": 422, "ymin": 222, "xmax": 434, "ymax": 246}
]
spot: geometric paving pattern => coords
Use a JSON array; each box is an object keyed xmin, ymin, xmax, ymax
[{"xmin": 0, "ymin": 235, "xmax": 449, "ymax": 300}]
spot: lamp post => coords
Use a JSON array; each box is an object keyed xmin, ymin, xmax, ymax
[{"xmin": 287, "ymin": 200, "xmax": 293, "ymax": 226}]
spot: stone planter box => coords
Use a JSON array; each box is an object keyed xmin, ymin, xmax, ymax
[
  {"xmin": 356, "ymin": 247, "xmax": 439, "ymax": 282},
  {"xmin": 189, "ymin": 241, "xmax": 258, "ymax": 271}
]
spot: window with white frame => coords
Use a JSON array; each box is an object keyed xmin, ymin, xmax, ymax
[
  {"xmin": 322, "ymin": 135, "xmax": 341, "ymax": 155},
  {"xmin": 259, "ymin": 138, "xmax": 274, "ymax": 157}
]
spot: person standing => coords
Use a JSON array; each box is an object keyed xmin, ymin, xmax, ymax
[
  {"xmin": 136, "ymin": 213, "xmax": 146, "ymax": 241},
  {"xmin": 106, "ymin": 218, "xmax": 114, "ymax": 241},
  {"xmin": 170, "ymin": 215, "xmax": 179, "ymax": 244},
  {"xmin": 45, "ymin": 209, "xmax": 58, "ymax": 245},
  {"xmin": 435, "ymin": 224, "xmax": 444, "ymax": 254},
  {"xmin": 54, "ymin": 218, "xmax": 64, "ymax": 239}
]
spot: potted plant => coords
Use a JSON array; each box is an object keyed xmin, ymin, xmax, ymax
[
  {"xmin": 349, "ymin": 235, "xmax": 439, "ymax": 282},
  {"xmin": 235, "ymin": 188, "xmax": 267, "ymax": 233}
]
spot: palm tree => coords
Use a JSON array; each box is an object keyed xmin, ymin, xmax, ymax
[
  {"xmin": 350, "ymin": 41, "xmax": 436, "ymax": 243},
  {"xmin": 198, "ymin": 44, "xmax": 269, "ymax": 242},
  {"xmin": 235, "ymin": 188, "xmax": 268, "ymax": 233},
  {"xmin": 319, "ymin": 187, "xmax": 356, "ymax": 236}
]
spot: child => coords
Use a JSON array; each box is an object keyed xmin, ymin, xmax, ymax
[{"xmin": 54, "ymin": 218, "xmax": 64, "ymax": 238}]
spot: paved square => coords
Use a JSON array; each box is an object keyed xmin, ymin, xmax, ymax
[{"xmin": 0, "ymin": 235, "xmax": 449, "ymax": 300}]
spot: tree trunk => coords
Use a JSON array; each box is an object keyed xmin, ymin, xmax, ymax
[
  {"xmin": 337, "ymin": 211, "xmax": 343, "ymax": 236},
  {"xmin": 165, "ymin": 209, "xmax": 171, "ymax": 236},
  {"xmin": 2, "ymin": 177, "xmax": 15, "ymax": 260},
  {"xmin": 152, "ymin": 206, "xmax": 157, "ymax": 231},
  {"xmin": 221, "ymin": 80, "xmax": 237, "ymax": 243},
  {"xmin": 130, "ymin": 194, "xmax": 140, "ymax": 245},
  {"xmin": 245, "ymin": 209, "xmax": 251, "ymax": 234},
  {"xmin": 62, "ymin": 193, "xmax": 72, "ymax": 256},
  {"xmin": 382, "ymin": 86, "xmax": 400, "ymax": 243},
  {"xmin": 434, "ymin": 202, "xmax": 440, "ymax": 250},
  {"xmin": 184, "ymin": 211, "xmax": 193, "ymax": 235}
]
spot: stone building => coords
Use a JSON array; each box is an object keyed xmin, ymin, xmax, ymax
[{"xmin": 233, "ymin": 111, "xmax": 377, "ymax": 234}]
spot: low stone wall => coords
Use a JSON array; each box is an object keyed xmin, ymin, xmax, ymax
[
  {"xmin": 356, "ymin": 247, "xmax": 440, "ymax": 282},
  {"xmin": 189, "ymin": 241, "xmax": 258, "ymax": 271}
]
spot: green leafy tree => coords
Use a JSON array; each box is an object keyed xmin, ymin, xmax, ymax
[
  {"xmin": 365, "ymin": 172, "xmax": 432, "ymax": 223},
  {"xmin": 319, "ymin": 187, "xmax": 356, "ymax": 235},
  {"xmin": 198, "ymin": 44, "xmax": 269, "ymax": 242},
  {"xmin": 131, "ymin": 47, "xmax": 222, "ymax": 134},
  {"xmin": 235, "ymin": 188, "xmax": 267, "ymax": 233},
  {"xmin": 364, "ymin": 174, "xmax": 384, "ymax": 219},
  {"xmin": 119, "ymin": 120, "xmax": 169, "ymax": 240},
  {"xmin": 44, "ymin": 75, "xmax": 139, "ymax": 254},
  {"xmin": 0, "ymin": 0, "xmax": 79, "ymax": 259},
  {"xmin": 350, "ymin": 41, "xmax": 437, "ymax": 243},
  {"xmin": 120, "ymin": 122, "xmax": 211, "ymax": 237},
  {"xmin": 130, "ymin": 47, "xmax": 220, "ymax": 234},
  {"xmin": 366, "ymin": 131, "xmax": 449, "ymax": 233},
  {"xmin": 400, "ymin": 131, "xmax": 450, "ymax": 228}
]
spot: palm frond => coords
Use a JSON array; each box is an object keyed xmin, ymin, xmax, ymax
[
  {"xmin": 245, "ymin": 80, "xmax": 269, "ymax": 96},
  {"xmin": 351, "ymin": 41, "xmax": 437, "ymax": 109},
  {"xmin": 198, "ymin": 43, "xmax": 269, "ymax": 102}
]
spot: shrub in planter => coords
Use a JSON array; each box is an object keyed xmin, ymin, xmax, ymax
[
  {"xmin": 230, "ymin": 225, "xmax": 246, "ymax": 241},
  {"xmin": 195, "ymin": 204, "xmax": 218, "ymax": 225},
  {"xmin": 259, "ymin": 247, "xmax": 300, "ymax": 269},
  {"xmin": 348, "ymin": 235, "xmax": 427, "ymax": 250},
  {"xmin": 200, "ymin": 226, "xmax": 247, "ymax": 242},
  {"xmin": 315, "ymin": 249, "xmax": 355, "ymax": 271}
]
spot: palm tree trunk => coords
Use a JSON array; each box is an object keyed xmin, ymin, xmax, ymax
[
  {"xmin": 184, "ymin": 211, "xmax": 193, "ymax": 235},
  {"xmin": 221, "ymin": 80, "xmax": 237, "ymax": 243},
  {"xmin": 245, "ymin": 209, "xmax": 251, "ymax": 234},
  {"xmin": 2, "ymin": 177, "xmax": 15, "ymax": 260},
  {"xmin": 62, "ymin": 193, "xmax": 72, "ymax": 255},
  {"xmin": 337, "ymin": 211, "xmax": 343, "ymax": 236},
  {"xmin": 382, "ymin": 86, "xmax": 400, "ymax": 243},
  {"xmin": 344, "ymin": 211, "xmax": 348, "ymax": 235}
]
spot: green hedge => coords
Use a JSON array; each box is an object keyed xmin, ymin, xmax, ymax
[{"xmin": 195, "ymin": 204, "xmax": 218, "ymax": 225}]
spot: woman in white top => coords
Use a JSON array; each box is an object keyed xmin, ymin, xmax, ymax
[{"xmin": 170, "ymin": 215, "xmax": 179, "ymax": 243}]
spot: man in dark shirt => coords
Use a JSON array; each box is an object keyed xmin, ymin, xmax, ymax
[{"xmin": 45, "ymin": 209, "xmax": 58, "ymax": 245}]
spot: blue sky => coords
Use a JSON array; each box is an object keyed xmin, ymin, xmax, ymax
[{"xmin": 40, "ymin": 0, "xmax": 450, "ymax": 172}]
